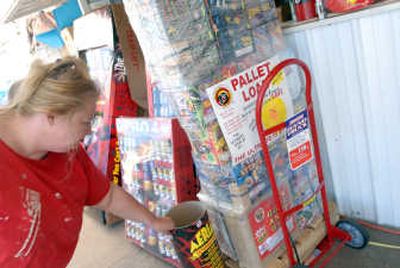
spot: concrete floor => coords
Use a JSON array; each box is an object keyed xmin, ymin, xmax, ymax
[
  {"xmin": 68, "ymin": 208, "xmax": 400, "ymax": 268},
  {"xmin": 68, "ymin": 208, "xmax": 171, "ymax": 268},
  {"xmin": 324, "ymin": 225, "xmax": 400, "ymax": 268}
]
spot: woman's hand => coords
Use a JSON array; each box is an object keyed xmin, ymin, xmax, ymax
[
  {"xmin": 151, "ymin": 216, "xmax": 175, "ymax": 232},
  {"xmin": 96, "ymin": 185, "xmax": 175, "ymax": 232}
]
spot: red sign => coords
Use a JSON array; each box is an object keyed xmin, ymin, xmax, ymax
[
  {"xmin": 248, "ymin": 185, "xmax": 294, "ymax": 259},
  {"xmin": 289, "ymin": 141, "xmax": 312, "ymax": 170}
]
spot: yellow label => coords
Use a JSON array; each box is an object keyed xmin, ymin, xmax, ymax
[
  {"xmin": 271, "ymin": 71, "xmax": 284, "ymax": 86},
  {"xmin": 262, "ymin": 97, "xmax": 287, "ymax": 129},
  {"xmin": 303, "ymin": 194, "xmax": 317, "ymax": 208},
  {"xmin": 190, "ymin": 223, "xmax": 214, "ymax": 260},
  {"xmin": 112, "ymin": 140, "xmax": 121, "ymax": 185}
]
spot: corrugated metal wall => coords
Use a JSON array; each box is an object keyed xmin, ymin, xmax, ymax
[{"xmin": 284, "ymin": 7, "xmax": 400, "ymax": 227}]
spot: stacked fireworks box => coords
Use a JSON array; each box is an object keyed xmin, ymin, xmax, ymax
[
  {"xmin": 122, "ymin": 0, "xmax": 283, "ymax": 206},
  {"xmin": 147, "ymin": 77, "xmax": 179, "ymax": 118},
  {"xmin": 121, "ymin": 0, "xmax": 324, "ymax": 267},
  {"xmin": 116, "ymin": 118, "xmax": 199, "ymax": 267}
]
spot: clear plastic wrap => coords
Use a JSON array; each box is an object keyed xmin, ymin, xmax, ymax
[
  {"xmin": 258, "ymin": 61, "xmax": 326, "ymax": 231},
  {"xmin": 122, "ymin": 0, "xmax": 285, "ymax": 207},
  {"xmin": 199, "ymin": 183, "xmax": 296, "ymax": 268}
]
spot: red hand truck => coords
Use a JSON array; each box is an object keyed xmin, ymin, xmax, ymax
[{"xmin": 255, "ymin": 58, "xmax": 368, "ymax": 268}]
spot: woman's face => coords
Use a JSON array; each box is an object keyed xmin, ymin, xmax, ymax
[{"xmin": 46, "ymin": 98, "xmax": 96, "ymax": 153}]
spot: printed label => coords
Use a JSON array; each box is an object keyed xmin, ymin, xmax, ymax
[
  {"xmin": 248, "ymin": 186, "xmax": 294, "ymax": 259},
  {"xmin": 207, "ymin": 56, "xmax": 294, "ymax": 165},
  {"xmin": 117, "ymin": 119, "xmax": 171, "ymax": 139},
  {"xmin": 286, "ymin": 110, "xmax": 313, "ymax": 170},
  {"xmin": 172, "ymin": 213, "xmax": 224, "ymax": 268}
]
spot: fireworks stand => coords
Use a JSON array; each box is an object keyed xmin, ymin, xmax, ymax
[{"xmin": 0, "ymin": 0, "xmax": 392, "ymax": 267}]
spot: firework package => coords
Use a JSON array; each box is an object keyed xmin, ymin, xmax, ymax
[
  {"xmin": 147, "ymin": 75, "xmax": 179, "ymax": 118},
  {"xmin": 116, "ymin": 118, "xmax": 199, "ymax": 267},
  {"xmin": 121, "ymin": 0, "xmax": 288, "ymax": 209},
  {"xmin": 167, "ymin": 202, "xmax": 225, "ymax": 268},
  {"xmin": 199, "ymin": 179, "xmax": 324, "ymax": 268},
  {"xmin": 198, "ymin": 184, "xmax": 293, "ymax": 268}
]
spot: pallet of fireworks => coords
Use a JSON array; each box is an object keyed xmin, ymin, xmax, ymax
[{"xmin": 121, "ymin": 0, "xmax": 286, "ymax": 209}]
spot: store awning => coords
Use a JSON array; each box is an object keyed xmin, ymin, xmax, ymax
[
  {"xmin": 2, "ymin": 0, "xmax": 120, "ymax": 23},
  {"xmin": 2, "ymin": 0, "xmax": 64, "ymax": 23}
]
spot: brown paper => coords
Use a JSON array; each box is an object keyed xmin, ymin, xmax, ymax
[{"xmin": 111, "ymin": 4, "xmax": 148, "ymax": 110}]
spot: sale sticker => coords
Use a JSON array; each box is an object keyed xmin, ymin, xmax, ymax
[
  {"xmin": 248, "ymin": 185, "xmax": 295, "ymax": 259},
  {"xmin": 286, "ymin": 110, "xmax": 313, "ymax": 170}
]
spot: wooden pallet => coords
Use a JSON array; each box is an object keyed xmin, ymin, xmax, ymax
[{"xmin": 225, "ymin": 203, "xmax": 340, "ymax": 268}]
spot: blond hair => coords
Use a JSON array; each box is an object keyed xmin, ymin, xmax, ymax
[{"xmin": 0, "ymin": 56, "xmax": 98, "ymax": 117}]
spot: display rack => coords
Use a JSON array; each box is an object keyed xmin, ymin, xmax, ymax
[{"xmin": 116, "ymin": 117, "xmax": 198, "ymax": 267}]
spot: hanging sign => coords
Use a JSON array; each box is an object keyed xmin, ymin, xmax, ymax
[
  {"xmin": 286, "ymin": 110, "xmax": 313, "ymax": 170},
  {"xmin": 207, "ymin": 56, "xmax": 294, "ymax": 165}
]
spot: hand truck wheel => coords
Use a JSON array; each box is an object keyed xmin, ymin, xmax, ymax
[{"xmin": 336, "ymin": 219, "xmax": 369, "ymax": 249}]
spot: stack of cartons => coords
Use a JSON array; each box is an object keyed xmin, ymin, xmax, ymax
[{"xmin": 121, "ymin": 1, "xmax": 326, "ymax": 267}]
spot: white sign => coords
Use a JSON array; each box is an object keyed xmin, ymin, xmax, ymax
[
  {"xmin": 286, "ymin": 110, "xmax": 313, "ymax": 170},
  {"xmin": 207, "ymin": 56, "xmax": 294, "ymax": 165}
]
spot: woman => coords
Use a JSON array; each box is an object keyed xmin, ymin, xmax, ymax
[{"xmin": 0, "ymin": 57, "xmax": 174, "ymax": 267}]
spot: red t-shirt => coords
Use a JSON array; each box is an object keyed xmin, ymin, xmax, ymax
[{"xmin": 0, "ymin": 140, "xmax": 110, "ymax": 267}]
